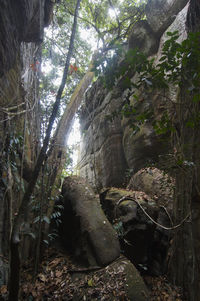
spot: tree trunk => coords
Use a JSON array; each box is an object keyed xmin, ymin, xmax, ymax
[
  {"xmin": 169, "ymin": 101, "xmax": 200, "ymax": 301},
  {"xmin": 169, "ymin": 2, "xmax": 200, "ymax": 298},
  {"xmin": 44, "ymin": 58, "xmax": 96, "ymax": 220},
  {"xmin": 8, "ymin": 1, "xmax": 82, "ymax": 299}
]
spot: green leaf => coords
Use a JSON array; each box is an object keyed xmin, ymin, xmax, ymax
[
  {"xmin": 142, "ymin": 77, "xmax": 152, "ymax": 86},
  {"xmin": 159, "ymin": 55, "xmax": 167, "ymax": 62},
  {"xmin": 88, "ymin": 279, "xmax": 94, "ymax": 287},
  {"xmin": 122, "ymin": 77, "xmax": 131, "ymax": 89},
  {"xmin": 29, "ymin": 232, "xmax": 36, "ymax": 239},
  {"xmin": 43, "ymin": 240, "xmax": 49, "ymax": 245},
  {"xmin": 192, "ymin": 94, "xmax": 200, "ymax": 103},
  {"xmin": 33, "ymin": 216, "xmax": 40, "ymax": 224},
  {"xmin": 43, "ymin": 216, "xmax": 50, "ymax": 224},
  {"xmin": 186, "ymin": 120, "xmax": 195, "ymax": 128}
]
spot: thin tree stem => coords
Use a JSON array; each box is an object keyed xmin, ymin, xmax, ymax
[{"xmin": 8, "ymin": 1, "xmax": 82, "ymax": 300}]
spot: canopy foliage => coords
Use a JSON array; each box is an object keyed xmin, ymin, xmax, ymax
[{"xmin": 40, "ymin": 0, "xmax": 147, "ymax": 137}]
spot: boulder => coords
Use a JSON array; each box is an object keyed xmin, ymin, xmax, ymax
[
  {"xmin": 122, "ymin": 257, "xmax": 149, "ymax": 301},
  {"xmin": 70, "ymin": 256, "xmax": 149, "ymax": 301},
  {"xmin": 59, "ymin": 176, "xmax": 120, "ymax": 266},
  {"xmin": 103, "ymin": 256, "xmax": 149, "ymax": 301},
  {"xmin": 127, "ymin": 167, "xmax": 175, "ymax": 209},
  {"xmin": 100, "ymin": 187, "xmax": 172, "ymax": 275}
]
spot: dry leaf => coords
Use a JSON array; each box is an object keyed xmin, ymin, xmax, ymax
[
  {"xmin": 0, "ymin": 285, "xmax": 7, "ymax": 294},
  {"xmin": 55, "ymin": 270, "xmax": 62, "ymax": 277},
  {"xmin": 38, "ymin": 273, "xmax": 46, "ymax": 282}
]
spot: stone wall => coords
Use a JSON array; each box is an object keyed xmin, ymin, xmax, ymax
[
  {"xmin": 0, "ymin": 0, "xmax": 52, "ymax": 287},
  {"xmin": 79, "ymin": 0, "xmax": 189, "ymax": 190}
]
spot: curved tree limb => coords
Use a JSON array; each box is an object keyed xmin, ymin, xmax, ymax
[{"xmin": 44, "ymin": 54, "xmax": 98, "ymax": 220}]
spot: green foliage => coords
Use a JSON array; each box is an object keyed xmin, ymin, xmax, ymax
[
  {"xmin": 50, "ymin": 205, "xmax": 62, "ymax": 226},
  {"xmin": 1, "ymin": 130, "xmax": 26, "ymax": 193},
  {"xmin": 153, "ymin": 113, "xmax": 175, "ymax": 135},
  {"xmin": 40, "ymin": 0, "xmax": 148, "ymax": 148},
  {"xmin": 33, "ymin": 215, "xmax": 50, "ymax": 225},
  {"xmin": 81, "ymin": 0, "xmax": 146, "ymax": 47},
  {"xmin": 100, "ymin": 31, "xmax": 200, "ymax": 136},
  {"xmin": 113, "ymin": 221, "xmax": 124, "ymax": 238},
  {"xmin": 61, "ymin": 146, "xmax": 74, "ymax": 176},
  {"xmin": 40, "ymin": 1, "xmax": 93, "ymax": 138}
]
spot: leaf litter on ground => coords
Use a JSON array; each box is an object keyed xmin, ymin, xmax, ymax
[{"xmin": 18, "ymin": 247, "xmax": 185, "ymax": 301}]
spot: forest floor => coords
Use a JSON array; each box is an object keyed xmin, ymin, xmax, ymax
[{"xmin": 13, "ymin": 247, "xmax": 185, "ymax": 301}]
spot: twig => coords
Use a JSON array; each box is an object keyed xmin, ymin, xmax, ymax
[
  {"xmin": 0, "ymin": 101, "xmax": 25, "ymax": 112},
  {"xmin": 0, "ymin": 98, "xmax": 38, "ymax": 123}
]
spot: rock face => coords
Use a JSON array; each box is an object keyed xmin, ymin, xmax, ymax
[
  {"xmin": 59, "ymin": 176, "xmax": 120, "ymax": 266},
  {"xmin": 79, "ymin": 0, "xmax": 190, "ymax": 189},
  {"xmin": 80, "ymin": 85, "xmax": 128, "ymax": 189},
  {"xmin": 128, "ymin": 20, "xmax": 159, "ymax": 55},
  {"xmin": 0, "ymin": 0, "xmax": 52, "ymax": 287},
  {"xmin": 0, "ymin": 0, "xmax": 51, "ymax": 76},
  {"xmin": 145, "ymin": 0, "xmax": 188, "ymax": 35}
]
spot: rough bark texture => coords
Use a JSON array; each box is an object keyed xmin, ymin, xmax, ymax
[
  {"xmin": 168, "ymin": 94, "xmax": 200, "ymax": 300},
  {"xmin": 168, "ymin": 1, "xmax": 200, "ymax": 300},
  {"xmin": 45, "ymin": 61, "xmax": 95, "ymax": 221}
]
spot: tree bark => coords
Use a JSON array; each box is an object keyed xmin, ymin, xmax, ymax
[
  {"xmin": 8, "ymin": 1, "xmax": 82, "ymax": 300},
  {"xmin": 44, "ymin": 59, "xmax": 96, "ymax": 220},
  {"xmin": 169, "ymin": 93, "xmax": 200, "ymax": 301},
  {"xmin": 169, "ymin": 2, "xmax": 200, "ymax": 299}
]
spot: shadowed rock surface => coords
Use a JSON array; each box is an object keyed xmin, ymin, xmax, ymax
[
  {"xmin": 59, "ymin": 176, "xmax": 120, "ymax": 266},
  {"xmin": 0, "ymin": 0, "xmax": 54, "ymax": 287},
  {"xmin": 69, "ymin": 256, "xmax": 149, "ymax": 301},
  {"xmin": 100, "ymin": 186, "xmax": 173, "ymax": 275}
]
